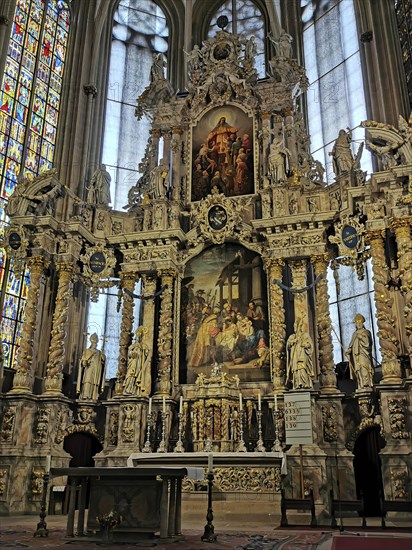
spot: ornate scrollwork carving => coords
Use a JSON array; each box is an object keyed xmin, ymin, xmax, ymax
[{"xmin": 388, "ymin": 398, "xmax": 409, "ymax": 439}]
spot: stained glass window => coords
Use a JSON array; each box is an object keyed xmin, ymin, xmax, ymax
[
  {"xmin": 0, "ymin": 0, "xmax": 70, "ymax": 369},
  {"xmin": 208, "ymin": 0, "xmax": 266, "ymax": 78},
  {"xmin": 89, "ymin": 0, "xmax": 169, "ymax": 379}
]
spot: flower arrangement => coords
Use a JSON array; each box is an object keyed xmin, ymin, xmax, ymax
[{"xmin": 96, "ymin": 510, "xmax": 122, "ymax": 529}]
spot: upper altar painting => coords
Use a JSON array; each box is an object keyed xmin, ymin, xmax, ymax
[{"xmin": 191, "ymin": 106, "xmax": 254, "ymax": 201}]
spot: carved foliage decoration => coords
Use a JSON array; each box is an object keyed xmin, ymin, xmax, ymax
[
  {"xmin": 388, "ymin": 398, "xmax": 409, "ymax": 439},
  {"xmin": 183, "ymin": 466, "xmax": 281, "ymax": 493},
  {"xmin": 391, "ymin": 469, "xmax": 409, "ymax": 499},
  {"xmin": 1, "ymin": 408, "xmax": 16, "ymax": 442},
  {"xmin": 33, "ymin": 408, "xmax": 49, "ymax": 445},
  {"xmin": 109, "ymin": 410, "xmax": 119, "ymax": 447},
  {"xmin": 322, "ymin": 404, "xmax": 338, "ymax": 442},
  {"xmin": 0, "ymin": 468, "xmax": 8, "ymax": 498},
  {"xmin": 31, "ymin": 469, "xmax": 44, "ymax": 495}
]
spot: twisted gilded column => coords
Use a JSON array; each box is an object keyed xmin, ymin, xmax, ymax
[
  {"xmin": 311, "ymin": 253, "xmax": 337, "ymax": 392},
  {"xmin": 155, "ymin": 270, "xmax": 174, "ymax": 396},
  {"xmin": 10, "ymin": 256, "xmax": 48, "ymax": 393},
  {"xmin": 265, "ymin": 258, "xmax": 286, "ymax": 389},
  {"xmin": 367, "ymin": 230, "xmax": 402, "ymax": 382},
  {"xmin": 44, "ymin": 262, "xmax": 75, "ymax": 395},
  {"xmin": 391, "ymin": 217, "xmax": 412, "ymax": 370},
  {"xmin": 289, "ymin": 259, "xmax": 309, "ymax": 321},
  {"xmin": 115, "ymin": 271, "xmax": 137, "ymax": 395}
]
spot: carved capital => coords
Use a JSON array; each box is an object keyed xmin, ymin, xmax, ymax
[{"xmin": 83, "ymin": 84, "xmax": 97, "ymax": 98}]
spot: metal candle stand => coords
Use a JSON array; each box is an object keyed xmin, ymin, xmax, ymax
[
  {"xmin": 34, "ymin": 472, "xmax": 50, "ymax": 537},
  {"xmin": 142, "ymin": 411, "xmax": 154, "ymax": 453},
  {"xmin": 157, "ymin": 412, "xmax": 168, "ymax": 453},
  {"xmin": 255, "ymin": 410, "xmax": 266, "ymax": 452},
  {"xmin": 271, "ymin": 408, "xmax": 283, "ymax": 452},
  {"xmin": 174, "ymin": 412, "xmax": 185, "ymax": 453},
  {"xmin": 201, "ymin": 472, "xmax": 217, "ymax": 543}
]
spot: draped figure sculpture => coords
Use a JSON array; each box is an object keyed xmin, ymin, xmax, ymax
[
  {"xmin": 87, "ymin": 165, "xmax": 111, "ymax": 205},
  {"xmin": 346, "ymin": 313, "xmax": 374, "ymax": 389},
  {"xmin": 123, "ymin": 327, "xmax": 151, "ymax": 396},
  {"xmin": 76, "ymin": 333, "xmax": 106, "ymax": 400},
  {"xmin": 286, "ymin": 316, "xmax": 314, "ymax": 389}
]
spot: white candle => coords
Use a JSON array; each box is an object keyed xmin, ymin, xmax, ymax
[
  {"xmin": 208, "ymin": 453, "xmax": 213, "ymax": 473},
  {"xmin": 274, "ymin": 394, "xmax": 278, "ymax": 411},
  {"xmin": 239, "ymin": 392, "xmax": 243, "ymax": 410},
  {"xmin": 258, "ymin": 392, "xmax": 261, "ymax": 411},
  {"xmin": 45, "ymin": 455, "xmax": 51, "ymax": 473},
  {"xmin": 179, "ymin": 396, "xmax": 183, "ymax": 414},
  {"xmin": 148, "ymin": 397, "xmax": 152, "ymax": 415},
  {"xmin": 163, "ymin": 396, "xmax": 166, "ymax": 413}
]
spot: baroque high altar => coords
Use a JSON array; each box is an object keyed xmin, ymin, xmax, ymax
[{"xmin": 1, "ymin": 27, "xmax": 411, "ymax": 516}]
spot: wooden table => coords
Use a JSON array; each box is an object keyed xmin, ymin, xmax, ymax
[{"xmin": 50, "ymin": 466, "xmax": 197, "ymax": 540}]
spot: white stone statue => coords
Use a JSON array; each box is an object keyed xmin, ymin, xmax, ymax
[
  {"xmin": 150, "ymin": 160, "xmax": 169, "ymax": 199},
  {"xmin": 329, "ymin": 129, "xmax": 354, "ymax": 175},
  {"xmin": 245, "ymin": 36, "xmax": 257, "ymax": 61},
  {"xmin": 184, "ymin": 44, "xmax": 203, "ymax": 72},
  {"xmin": 150, "ymin": 52, "xmax": 166, "ymax": 82},
  {"xmin": 87, "ymin": 165, "xmax": 111, "ymax": 205},
  {"xmin": 346, "ymin": 313, "xmax": 374, "ymax": 389},
  {"xmin": 123, "ymin": 327, "xmax": 151, "ymax": 396},
  {"xmin": 286, "ymin": 316, "xmax": 314, "ymax": 389},
  {"xmin": 268, "ymin": 139, "xmax": 290, "ymax": 182},
  {"xmin": 268, "ymin": 29, "xmax": 293, "ymax": 58},
  {"xmin": 76, "ymin": 333, "xmax": 106, "ymax": 401}
]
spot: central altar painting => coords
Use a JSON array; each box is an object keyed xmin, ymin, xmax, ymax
[
  {"xmin": 181, "ymin": 244, "xmax": 270, "ymax": 384},
  {"xmin": 191, "ymin": 106, "xmax": 255, "ymax": 201}
]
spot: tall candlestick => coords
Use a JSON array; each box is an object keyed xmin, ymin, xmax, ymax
[
  {"xmin": 163, "ymin": 396, "xmax": 166, "ymax": 413},
  {"xmin": 258, "ymin": 392, "xmax": 261, "ymax": 411},
  {"xmin": 208, "ymin": 453, "xmax": 213, "ymax": 473},
  {"xmin": 239, "ymin": 392, "xmax": 243, "ymax": 410},
  {"xmin": 179, "ymin": 396, "xmax": 183, "ymax": 414},
  {"xmin": 274, "ymin": 394, "xmax": 278, "ymax": 411},
  {"xmin": 148, "ymin": 397, "xmax": 152, "ymax": 415}
]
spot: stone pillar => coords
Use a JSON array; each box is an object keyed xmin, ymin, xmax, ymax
[
  {"xmin": 390, "ymin": 217, "xmax": 412, "ymax": 371},
  {"xmin": 44, "ymin": 263, "xmax": 75, "ymax": 395},
  {"xmin": 367, "ymin": 230, "xmax": 402, "ymax": 383},
  {"xmin": 311, "ymin": 254, "xmax": 337, "ymax": 392},
  {"xmin": 115, "ymin": 271, "xmax": 137, "ymax": 395},
  {"xmin": 265, "ymin": 259, "xmax": 286, "ymax": 390},
  {"xmin": 155, "ymin": 270, "xmax": 175, "ymax": 396},
  {"xmin": 10, "ymin": 257, "xmax": 48, "ymax": 394}
]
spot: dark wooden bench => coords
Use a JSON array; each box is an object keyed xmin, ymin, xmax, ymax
[
  {"xmin": 280, "ymin": 489, "xmax": 317, "ymax": 527},
  {"xmin": 380, "ymin": 496, "xmax": 412, "ymax": 528},
  {"xmin": 330, "ymin": 489, "xmax": 366, "ymax": 529}
]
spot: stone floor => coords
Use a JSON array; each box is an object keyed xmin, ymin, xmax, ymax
[{"xmin": 0, "ymin": 511, "xmax": 411, "ymax": 550}]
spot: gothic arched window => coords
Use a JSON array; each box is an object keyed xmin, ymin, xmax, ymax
[
  {"xmin": 88, "ymin": 0, "xmax": 169, "ymax": 379},
  {"xmin": 301, "ymin": 0, "xmax": 371, "ymax": 182},
  {"xmin": 0, "ymin": 0, "xmax": 71, "ymax": 369}
]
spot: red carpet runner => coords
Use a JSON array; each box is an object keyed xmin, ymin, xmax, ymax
[{"xmin": 332, "ymin": 535, "xmax": 412, "ymax": 550}]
